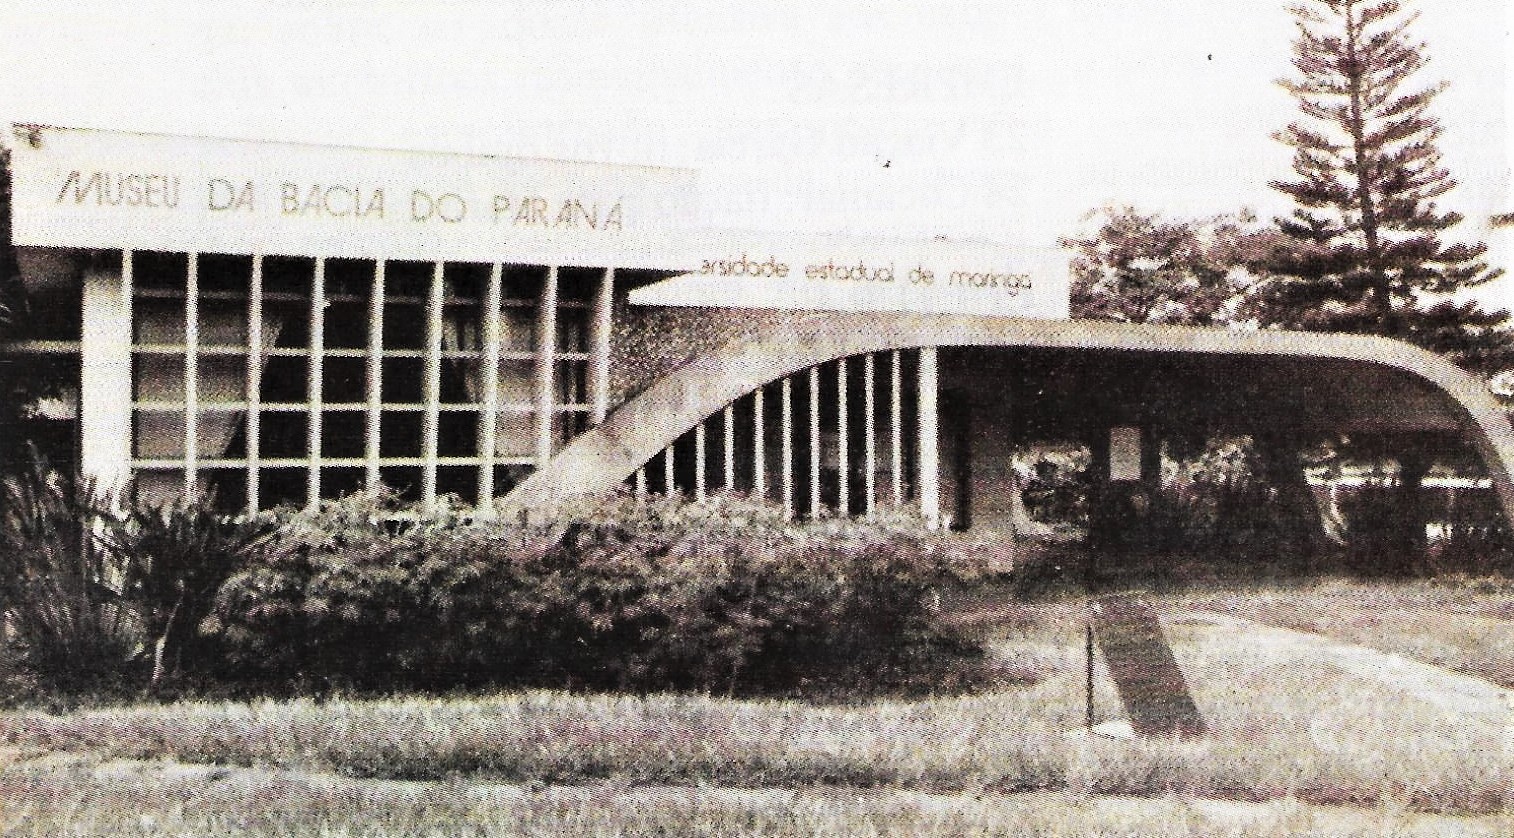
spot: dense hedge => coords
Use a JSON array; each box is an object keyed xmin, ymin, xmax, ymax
[
  {"xmin": 0, "ymin": 478, "xmax": 992, "ymax": 699},
  {"xmin": 200, "ymin": 493, "xmax": 989, "ymax": 696}
]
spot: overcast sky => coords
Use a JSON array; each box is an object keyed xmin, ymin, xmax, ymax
[{"xmin": 2, "ymin": 0, "xmax": 1509, "ymax": 305}]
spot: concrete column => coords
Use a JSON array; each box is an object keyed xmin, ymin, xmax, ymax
[
  {"xmin": 246, "ymin": 255, "xmax": 264, "ymax": 514},
  {"xmin": 917, "ymin": 347, "xmax": 940, "ymax": 527},
  {"xmin": 1254, "ymin": 431, "xmax": 1334, "ymax": 555},
  {"xmin": 809, "ymin": 366, "xmax": 820, "ymax": 516},
  {"xmin": 1086, "ymin": 424, "xmax": 1114, "ymax": 553},
  {"xmin": 306, "ymin": 258, "xmax": 326, "ymax": 510},
  {"xmin": 589, "ymin": 267, "xmax": 614, "ymax": 424},
  {"xmin": 534, "ymin": 266, "xmax": 559, "ymax": 466},
  {"xmin": 1395, "ymin": 446, "xmax": 1431, "ymax": 567},
  {"xmin": 837, "ymin": 357, "xmax": 849, "ymax": 515},
  {"xmin": 475, "ymin": 262, "xmax": 502, "ymax": 514},
  {"xmin": 863, "ymin": 353, "xmax": 876, "ymax": 516},
  {"xmin": 1140, "ymin": 424, "xmax": 1161, "ymax": 487},
  {"xmin": 694, "ymin": 420, "xmax": 707, "ymax": 501},
  {"xmin": 80, "ymin": 251, "xmax": 133, "ymax": 498},
  {"xmin": 781, "ymin": 377, "xmax": 793, "ymax": 516},
  {"xmin": 364, "ymin": 260, "xmax": 385, "ymax": 494},
  {"xmin": 752, "ymin": 386, "xmax": 766, "ymax": 500},
  {"xmin": 890, "ymin": 350, "xmax": 903, "ymax": 506}
]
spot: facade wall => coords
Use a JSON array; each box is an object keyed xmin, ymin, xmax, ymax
[{"xmin": 18, "ymin": 246, "xmax": 619, "ymax": 513}]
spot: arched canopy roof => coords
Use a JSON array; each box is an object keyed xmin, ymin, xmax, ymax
[{"xmin": 503, "ymin": 312, "xmax": 1514, "ymax": 522}]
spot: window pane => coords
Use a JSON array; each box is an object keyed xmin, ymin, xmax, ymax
[
  {"xmin": 383, "ymin": 303, "xmax": 425, "ymax": 350},
  {"xmin": 134, "ymin": 355, "xmax": 184, "ymax": 401},
  {"xmin": 320, "ymin": 466, "xmax": 364, "ymax": 500},
  {"xmin": 381, "ymin": 411, "xmax": 422, "ymax": 457},
  {"xmin": 492, "ymin": 412, "xmax": 535, "ymax": 458},
  {"xmin": 199, "ymin": 299, "xmax": 249, "ymax": 346},
  {"xmin": 259, "ymin": 412, "xmax": 308, "ymax": 458},
  {"xmin": 382, "ymin": 358, "xmax": 423, "ymax": 402},
  {"xmin": 134, "ymin": 411, "xmax": 185, "ymax": 458},
  {"xmin": 498, "ymin": 360, "xmax": 534, "ymax": 405},
  {"xmin": 557, "ymin": 308, "xmax": 589, "ymax": 353},
  {"xmin": 322, "ymin": 410, "xmax": 366, "ymax": 458},
  {"xmin": 322, "ymin": 356, "xmax": 366, "ymax": 403},
  {"xmin": 259, "ymin": 467, "xmax": 308, "ymax": 509},
  {"xmin": 501, "ymin": 308, "xmax": 535, "ymax": 352},
  {"xmin": 438, "ymin": 412, "xmax": 477, "ymax": 457},
  {"xmin": 135, "ymin": 299, "xmax": 185, "ymax": 344},
  {"xmin": 260, "ymin": 356, "xmax": 308, "ymax": 403},
  {"xmin": 379, "ymin": 466, "xmax": 422, "ymax": 503},
  {"xmin": 197, "ymin": 253, "xmax": 251, "ymax": 294},
  {"xmin": 198, "ymin": 356, "xmax": 247, "ymax": 403},
  {"xmin": 436, "ymin": 465, "xmax": 478, "ymax": 506},
  {"xmin": 132, "ymin": 251, "xmax": 187, "ymax": 291}
]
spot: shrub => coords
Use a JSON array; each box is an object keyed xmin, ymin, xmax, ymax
[
  {"xmin": 0, "ymin": 458, "xmax": 279, "ymax": 698},
  {"xmin": 202, "ymin": 492, "xmax": 990, "ymax": 697},
  {"xmin": 0, "ymin": 464, "xmax": 138, "ymax": 696},
  {"xmin": 101, "ymin": 491, "xmax": 276, "ymax": 688}
]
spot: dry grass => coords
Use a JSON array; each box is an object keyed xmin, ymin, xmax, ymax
[
  {"xmin": 2, "ymin": 752, "xmax": 1509, "ymax": 837},
  {"xmin": 7, "ymin": 572, "xmax": 1514, "ymax": 833},
  {"xmin": 5, "ymin": 592, "xmax": 1511, "ymax": 815}
]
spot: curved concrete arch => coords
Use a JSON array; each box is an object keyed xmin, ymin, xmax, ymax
[{"xmin": 502, "ymin": 312, "xmax": 1514, "ymax": 524}]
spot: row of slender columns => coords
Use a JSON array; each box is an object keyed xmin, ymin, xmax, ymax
[{"xmin": 635, "ymin": 348, "xmax": 940, "ymax": 523}]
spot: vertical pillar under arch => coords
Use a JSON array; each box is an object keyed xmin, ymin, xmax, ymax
[
  {"xmin": 1086, "ymin": 423, "xmax": 1114, "ymax": 555},
  {"xmin": 1252, "ymin": 431, "xmax": 1332, "ymax": 556},
  {"xmin": 1140, "ymin": 423, "xmax": 1161, "ymax": 488},
  {"xmin": 1395, "ymin": 445, "xmax": 1431, "ymax": 567},
  {"xmin": 534, "ymin": 266, "xmax": 559, "ymax": 467},
  {"xmin": 589, "ymin": 267, "xmax": 615, "ymax": 426},
  {"xmin": 475, "ymin": 262, "xmax": 503, "ymax": 515},
  {"xmin": 917, "ymin": 347, "xmax": 940, "ymax": 527}
]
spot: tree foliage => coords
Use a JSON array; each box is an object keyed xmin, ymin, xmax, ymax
[
  {"xmin": 1062, "ymin": 206, "xmax": 1275, "ymax": 326},
  {"xmin": 1255, "ymin": 0, "xmax": 1512, "ymax": 375}
]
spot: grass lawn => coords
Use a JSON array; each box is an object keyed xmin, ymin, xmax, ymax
[
  {"xmin": 3, "ymin": 751, "xmax": 1510, "ymax": 837},
  {"xmin": 5, "ymin": 568, "xmax": 1514, "ymax": 834}
]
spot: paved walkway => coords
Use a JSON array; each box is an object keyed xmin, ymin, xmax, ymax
[{"xmin": 1166, "ymin": 609, "xmax": 1512, "ymax": 734}]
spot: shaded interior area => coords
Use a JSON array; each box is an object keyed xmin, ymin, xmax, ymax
[{"xmin": 934, "ymin": 346, "xmax": 1495, "ymax": 569}]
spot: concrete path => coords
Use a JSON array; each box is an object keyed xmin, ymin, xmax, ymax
[{"xmin": 1166, "ymin": 609, "xmax": 1513, "ymax": 734}]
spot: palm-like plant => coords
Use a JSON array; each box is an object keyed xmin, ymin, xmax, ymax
[{"xmin": 0, "ymin": 461, "xmax": 137, "ymax": 694}]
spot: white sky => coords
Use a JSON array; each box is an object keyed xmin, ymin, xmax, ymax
[{"xmin": 3, "ymin": 0, "xmax": 1510, "ymax": 306}]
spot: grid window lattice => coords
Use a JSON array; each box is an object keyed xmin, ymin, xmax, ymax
[{"xmin": 125, "ymin": 251, "xmax": 611, "ymax": 513}]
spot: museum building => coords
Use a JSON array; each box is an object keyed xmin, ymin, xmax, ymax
[{"xmin": 6, "ymin": 124, "xmax": 1514, "ymax": 537}]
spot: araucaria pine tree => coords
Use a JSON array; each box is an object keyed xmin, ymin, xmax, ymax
[{"xmin": 1258, "ymin": 0, "xmax": 1511, "ymax": 375}]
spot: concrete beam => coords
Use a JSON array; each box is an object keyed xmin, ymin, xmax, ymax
[{"xmin": 500, "ymin": 313, "xmax": 1514, "ymax": 529}]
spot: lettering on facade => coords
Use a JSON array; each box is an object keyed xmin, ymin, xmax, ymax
[
  {"xmin": 410, "ymin": 190, "xmax": 462, "ymax": 223},
  {"xmin": 695, "ymin": 253, "xmax": 1033, "ymax": 297},
  {"xmin": 56, "ymin": 171, "xmax": 181, "ymax": 208},
  {"xmin": 947, "ymin": 270, "xmax": 1033, "ymax": 290},
  {"xmin": 805, "ymin": 261, "xmax": 894, "ymax": 282},
  {"xmin": 698, "ymin": 254, "xmax": 790, "ymax": 277},
  {"xmin": 207, "ymin": 178, "xmax": 256, "ymax": 212},
  {"xmin": 282, "ymin": 183, "xmax": 387, "ymax": 219},
  {"xmin": 50, "ymin": 171, "xmax": 630, "ymax": 233},
  {"xmin": 495, "ymin": 196, "xmax": 623, "ymax": 231}
]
